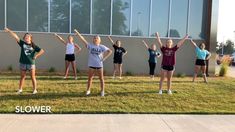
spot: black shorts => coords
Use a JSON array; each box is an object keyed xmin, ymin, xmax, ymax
[
  {"xmin": 195, "ymin": 59, "xmax": 206, "ymax": 66},
  {"xmin": 113, "ymin": 59, "xmax": 122, "ymax": 64},
  {"xmin": 161, "ymin": 65, "xmax": 175, "ymax": 71},
  {"xmin": 65, "ymin": 54, "xmax": 75, "ymax": 62},
  {"xmin": 89, "ymin": 66, "xmax": 102, "ymax": 70}
]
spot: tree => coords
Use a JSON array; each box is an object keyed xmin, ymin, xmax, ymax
[{"xmin": 216, "ymin": 40, "xmax": 235, "ymax": 55}]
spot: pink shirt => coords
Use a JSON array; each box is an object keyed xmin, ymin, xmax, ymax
[{"xmin": 161, "ymin": 45, "xmax": 179, "ymax": 66}]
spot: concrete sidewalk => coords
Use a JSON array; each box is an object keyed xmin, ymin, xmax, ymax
[{"xmin": 0, "ymin": 114, "xmax": 234, "ymax": 132}]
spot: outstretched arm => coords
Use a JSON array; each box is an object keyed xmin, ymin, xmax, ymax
[
  {"xmin": 190, "ymin": 39, "xmax": 197, "ymax": 48},
  {"xmin": 177, "ymin": 34, "xmax": 189, "ymax": 48},
  {"xmin": 4, "ymin": 27, "xmax": 20, "ymax": 43},
  {"xmin": 54, "ymin": 33, "xmax": 67, "ymax": 45},
  {"xmin": 74, "ymin": 29, "xmax": 89, "ymax": 48},
  {"xmin": 74, "ymin": 44, "xmax": 82, "ymax": 53},
  {"xmin": 108, "ymin": 36, "xmax": 115, "ymax": 45},
  {"xmin": 102, "ymin": 49, "xmax": 112, "ymax": 61},
  {"xmin": 142, "ymin": 40, "xmax": 149, "ymax": 49},
  {"xmin": 155, "ymin": 32, "xmax": 163, "ymax": 48},
  {"xmin": 33, "ymin": 49, "xmax": 45, "ymax": 60}
]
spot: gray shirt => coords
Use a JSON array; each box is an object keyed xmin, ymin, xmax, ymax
[{"xmin": 87, "ymin": 43, "xmax": 109, "ymax": 68}]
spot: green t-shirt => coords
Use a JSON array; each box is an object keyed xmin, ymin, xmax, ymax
[{"xmin": 18, "ymin": 40, "xmax": 41, "ymax": 65}]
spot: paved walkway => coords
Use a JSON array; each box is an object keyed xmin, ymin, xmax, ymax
[{"xmin": 0, "ymin": 114, "xmax": 234, "ymax": 132}]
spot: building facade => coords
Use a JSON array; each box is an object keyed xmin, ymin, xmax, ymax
[{"xmin": 0, "ymin": 0, "xmax": 219, "ymax": 75}]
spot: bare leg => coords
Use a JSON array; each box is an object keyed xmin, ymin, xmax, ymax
[
  {"xmin": 87, "ymin": 68, "xmax": 95, "ymax": 92},
  {"xmin": 118, "ymin": 64, "xmax": 123, "ymax": 79},
  {"xmin": 167, "ymin": 71, "xmax": 174, "ymax": 91},
  {"xmin": 97, "ymin": 68, "xmax": 105, "ymax": 92},
  {"xmin": 19, "ymin": 70, "xmax": 27, "ymax": 90},
  {"xmin": 113, "ymin": 64, "xmax": 117, "ymax": 78},
  {"xmin": 64, "ymin": 61, "xmax": 70, "ymax": 78},
  {"xmin": 159, "ymin": 69, "xmax": 166, "ymax": 91},
  {"xmin": 193, "ymin": 66, "xmax": 200, "ymax": 82},
  {"xmin": 30, "ymin": 69, "xmax": 37, "ymax": 91},
  {"xmin": 71, "ymin": 61, "xmax": 77, "ymax": 79},
  {"xmin": 201, "ymin": 66, "xmax": 208, "ymax": 83}
]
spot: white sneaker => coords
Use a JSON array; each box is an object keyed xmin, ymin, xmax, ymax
[
  {"xmin": 112, "ymin": 76, "xmax": 115, "ymax": 79},
  {"xmin": 86, "ymin": 90, "xmax": 91, "ymax": 96},
  {"xmin": 17, "ymin": 89, "xmax": 23, "ymax": 94},
  {"xmin": 168, "ymin": 90, "xmax": 172, "ymax": 95},
  {"xmin": 74, "ymin": 77, "xmax": 78, "ymax": 80},
  {"xmin": 63, "ymin": 76, "xmax": 67, "ymax": 79},
  {"xmin": 119, "ymin": 77, "xmax": 122, "ymax": 79},
  {"xmin": 158, "ymin": 90, "xmax": 162, "ymax": 95},
  {"xmin": 101, "ymin": 91, "xmax": 105, "ymax": 97},
  {"xmin": 32, "ymin": 90, "xmax": 38, "ymax": 95}
]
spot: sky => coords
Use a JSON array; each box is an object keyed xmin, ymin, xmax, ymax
[{"xmin": 217, "ymin": 0, "xmax": 235, "ymax": 43}]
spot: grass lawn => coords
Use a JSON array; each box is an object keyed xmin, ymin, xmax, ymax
[{"xmin": 0, "ymin": 73, "xmax": 235, "ymax": 114}]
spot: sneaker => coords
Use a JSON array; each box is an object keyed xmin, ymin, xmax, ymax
[
  {"xmin": 74, "ymin": 77, "xmax": 78, "ymax": 80},
  {"xmin": 32, "ymin": 90, "xmax": 38, "ymax": 95},
  {"xmin": 63, "ymin": 76, "xmax": 67, "ymax": 79},
  {"xmin": 158, "ymin": 90, "xmax": 162, "ymax": 95},
  {"xmin": 17, "ymin": 89, "xmax": 23, "ymax": 94},
  {"xmin": 119, "ymin": 77, "xmax": 122, "ymax": 79},
  {"xmin": 112, "ymin": 76, "xmax": 115, "ymax": 79},
  {"xmin": 86, "ymin": 90, "xmax": 91, "ymax": 96},
  {"xmin": 168, "ymin": 90, "xmax": 172, "ymax": 95},
  {"xmin": 101, "ymin": 91, "xmax": 105, "ymax": 97}
]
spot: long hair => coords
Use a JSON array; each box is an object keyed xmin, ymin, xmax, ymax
[{"xmin": 23, "ymin": 33, "xmax": 36, "ymax": 49}]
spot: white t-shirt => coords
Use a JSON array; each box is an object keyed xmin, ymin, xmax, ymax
[
  {"xmin": 66, "ymin": 43, "xmax": 75, "ymax": 54},
  {"xmin": 87, "ymin": 43, "xmax": 109, "ymax": 68}
]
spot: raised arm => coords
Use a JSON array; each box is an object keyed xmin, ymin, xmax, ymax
[
  {"xmin": 190, "ymin": 39, "xmax": 197, "ymax": 48},
  {"xmin": 142, "ymin": 40, "xmax": 149, "ymax": 49},
  {"xmin": 155, "ymin": 32, "xmax": 163, "ymax": 48},
  {"xmin": 4, "ymin": 27, "xmax": 20, "ymax": 43},
  {"xmin": 74, "ymin": 29, "xmax": 89, "ymax": 48},
  {"xmin": 102, "ymin": 49, "xmax": 112, "ymax": 61},
  {"xmin": 74, "ymin": 44, "xmax": 82, "ymax": 53},
  {"xmin": 108, "ymin": 36, "xmax": 115, "ymax": 45},
  {"xmin": 54, "ymin": 33, "xmax": 67, "ymax": 45},
  {"xmin": 177, "ymin": 34, "xmax": 189, "ymax": 48}
]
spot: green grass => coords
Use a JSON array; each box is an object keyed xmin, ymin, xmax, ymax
[{"xmin": 0, "ymin": 73, "xmax": 235, "ymax": 114}]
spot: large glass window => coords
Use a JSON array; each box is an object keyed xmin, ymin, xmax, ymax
[
  {"xmin": 170, "ymin": 0, "xmax": 188, "ymax": 38},
  {"xmin": 151, "ymin": 0, "xmax": 169, "ymax": 37},
  {"xmin": 189, "ymin": 0, "xmax": 207, "ymax": 39},
  {"xmin": 7, "ymin": 0, "xmax": 26, "ymax": 31},
  {"xmin": 50, "ymin": 0, "xmax": 69, "ymax": 33},
  {"xmin": 0, "ymin": 0, "xmax": 4, "ymax": 30},
  {"xmin": 112, "ymin": 0, "xmax": 131, "ymax": 36},
  {"xmin": 29, "ymin": 0, "xmax": 48, "ymax": 32},
  {"xmin": 131, "ymin": 0, "xmax": 150, "ymax": 36},
  {"xmin": 92, "ymin": 0, "xmax": 111, "ymax": 34},
  {"xmin": 71, "ymin": 0, "xmax": 90, "ymax": 34}
]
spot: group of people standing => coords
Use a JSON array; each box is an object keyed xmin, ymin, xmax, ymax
[{"xmin": 3, "ymin": 27, "xmax": 211, "ymax": 96}]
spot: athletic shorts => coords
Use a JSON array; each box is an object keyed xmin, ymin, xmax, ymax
[
  {"xmin": 20, "ymin": 63, "xmax": 35, "ymax": 71},
  {"xmin": 161, "ymin": 65, "xmax": 175, "ymax": 71},
  {"xmin": 89, "ymin": 66, "xmax": 102, "ymax": 70},
  {"xmin": 195, "ymin": 59, "xmax": 206, "ymax": 66},
  {"xmin": 113, "ymin": 59, "xmax": 122, "ymax": 64},
  {"xmin": 65, "ymin": 54, "xmax": 75, "ymax": 62}
]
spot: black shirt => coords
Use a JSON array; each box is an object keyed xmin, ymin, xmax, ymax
[{"xmin": 113, "ymin": 45, "xmax": 126, "ymax": 61}]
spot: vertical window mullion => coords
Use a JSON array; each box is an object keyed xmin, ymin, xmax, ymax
[
  {"xmin": 129, "ymin": 0, "xmax": 133, "ymax": 36},
  {"xmin": 167, "ymin": 0, "xmax": 172, "ymax": 38}
]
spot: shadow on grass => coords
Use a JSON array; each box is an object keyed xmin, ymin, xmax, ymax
[{"xmin": 0, "ymin": 90, "xmax": 178, "ymax": 101}]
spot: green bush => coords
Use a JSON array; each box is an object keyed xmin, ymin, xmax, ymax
[
  {"xmin": 176, "ymin": 73, "xmax": 186, "ymax": 78},
  {"xmin": 125, "ymin": 71, "xmax": 133, "ymax": 76},
  {"xmin": 7, "ymin": 65, "xmax": 13, "ymax": 71},
  {"xmin": 219, "ymin": 63, "xmax": 229, "ymax": 77},
  {"xmin": 48, "ymin": 67, "xmax": 56, "ymax": 73}
]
